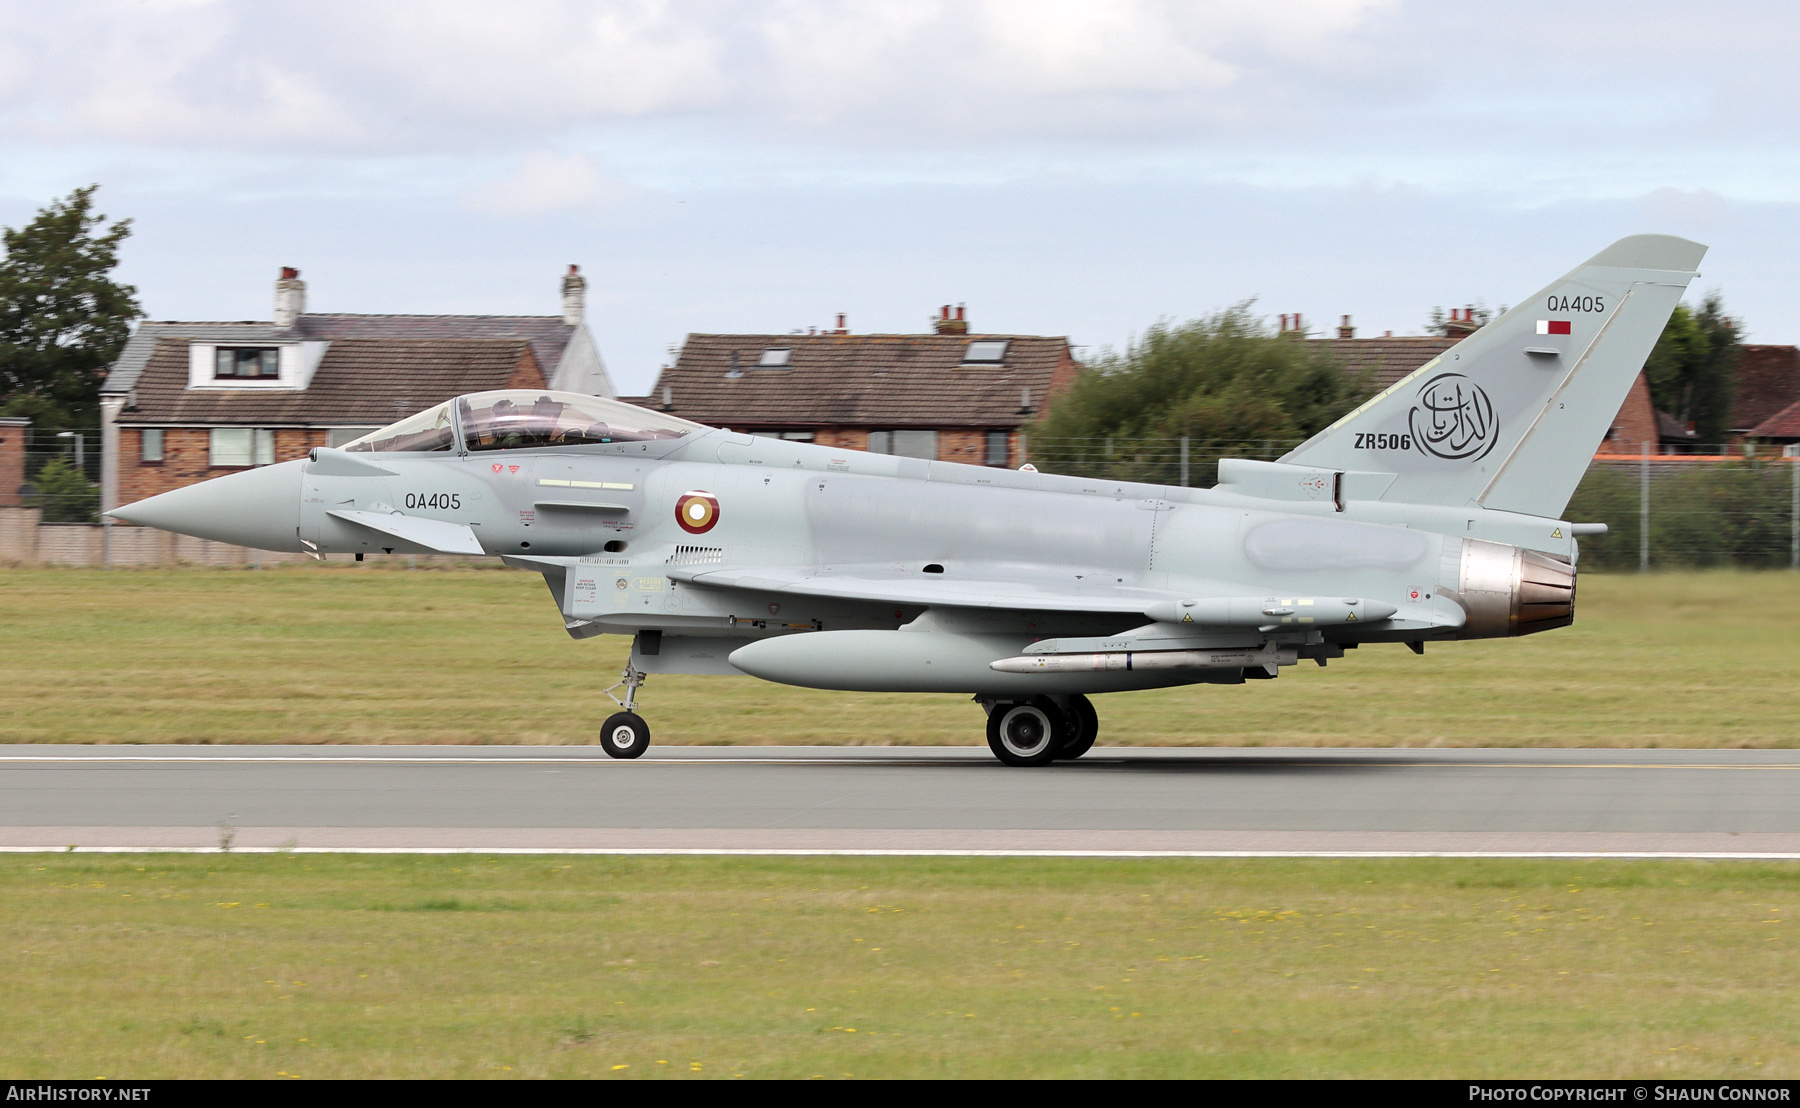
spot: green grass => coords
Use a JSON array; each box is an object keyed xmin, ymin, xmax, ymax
[
  {"xmin": 1, "ymin": 564, "xmax": 1796, "ymax": 746},
  {"xmin": 3, "ymin": 854, "xmax": 1796, "ymax": 1079}
]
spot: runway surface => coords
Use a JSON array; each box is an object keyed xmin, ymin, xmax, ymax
[{"xmin": 4, "ymin": 745, "xmax": 1800, "ymax": 857}]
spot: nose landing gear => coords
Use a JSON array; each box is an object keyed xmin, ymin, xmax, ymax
[{"xmin": 600, "ymin": 661, "xmax": 650, "ymax": 759}]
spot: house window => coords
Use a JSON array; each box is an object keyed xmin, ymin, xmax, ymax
[
  {"xmin": 985, "ymin": 430, "xmax": 1009, "ymax": 466},
  {"xmin": 210, "ymin": 428, "xmax": 275, "ymax": 467},
  {"xmin": 750, "ymin": 430, "xmax": 815, "ymax": 442},
  {"xmin": 867, "ymin": 430, "xmax": 937, "ymax": 459},
  {"xmin": 757, "ymin": 348, "xmax": 793, "ymax": 368},
  {"xmin": 963, "ymin": 340, "xmax": 1009, "ymax": 364},
  {"xmin": 140, "ymin": 428, "xmax": 164, "ymax": 463},
  {"xmin": 328, "ymin": 427, "xmax": 380, "ymax": 448},
  {"xmin": 215, "ymin": 347, "xmax": 281, "ymax": 378}
]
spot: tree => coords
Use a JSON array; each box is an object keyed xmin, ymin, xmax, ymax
[
  {"xmin": 1028, "ymin": 305, "xmax": 1368, "ymax": 485},
  {"xmin": 1643, "ymin": 292, "xmax": 1740, "ymax": 446},
  {"xmin": 0, "ymin": 185, "xmax": 141, "ymax": 430},
  {"xmin": 24, "ymin": 455, "xmax": 99, "ymax": 523}
]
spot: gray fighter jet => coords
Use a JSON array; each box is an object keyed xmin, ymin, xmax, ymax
[{"xmin": 109, "ymin": 235, "xmax": 1702, "ymax": 764}]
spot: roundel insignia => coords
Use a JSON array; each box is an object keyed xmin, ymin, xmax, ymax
[{"xmin": 675, "ymin": 490, "xmax": 720, "ymax": 534}]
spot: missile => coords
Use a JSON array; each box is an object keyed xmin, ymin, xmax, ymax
[
  {"xmin": 728, "ymin": 629, "xmax": 1250, "ymax": 694},
  {"xmin": 1142, "ymin": 596, "xmax": 1396, "ymax": 629},
  {"xmin": 990, "ymin": 645, "xmax": 1298, "ymax": 675}
]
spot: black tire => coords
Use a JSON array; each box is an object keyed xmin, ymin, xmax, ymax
[
  {"xmin": 1058, "ymin": 694, "xmax": 1098, "ymax": 760},
  {"xmin": 600, "ymin": 711, "xmax": 650, "ymax": 759},
  {"xmin": 986, "ymin": 699, "xmax": 1064, "ymax": 767}
]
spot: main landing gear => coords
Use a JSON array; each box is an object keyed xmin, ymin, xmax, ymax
[
  {"xmin": 600, "ymin": 661, "xmax": 650, "ymax": 759},
  {"xmin": 982, "ymin": 694, "xmax": 1098, "ymax": 767}
]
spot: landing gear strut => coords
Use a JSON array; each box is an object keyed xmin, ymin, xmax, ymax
[
  {"xmin": 981, "ymin": 694, "xmax": 1098, "ymax": 766},
  {"xmin": 600, "ymin": 660, "xmax": 650, "ymax": 759}
]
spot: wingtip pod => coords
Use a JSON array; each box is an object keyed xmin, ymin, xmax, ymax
[{"xmin": 1577, "ymin": 233, "xmax": 1707, "ymax": 274}]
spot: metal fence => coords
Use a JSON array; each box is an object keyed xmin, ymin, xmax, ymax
[
  {"xmin": 13, "ymin": 426, "xmax": 101, "ymax": 522},
  {"xmin": 1023, "ymin": 435, "xmax": 1800, "ymax": 571},
  {"xmin": 1570, "ymin": 447, "xmax": 1800, "ymax": 571},
  {"xmin": 1022, "ymin": 436, "xmax": 1303, "ymax": 489}
]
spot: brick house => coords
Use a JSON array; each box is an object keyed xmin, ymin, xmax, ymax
[
  {"xmin": 640, "ymin": 309, "xmax": 1079, "ymax": 468},
  {"xmin": 99, "ymin": 267, "xmax": 612, "ymax": 513},
  {"xmin": 1730, "ymin": 345, "xmax": 1800, "ymax": 440}
]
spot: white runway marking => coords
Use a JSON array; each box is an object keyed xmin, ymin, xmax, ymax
[
  {"xmin": 4, "ymin": 754, "xmax": 1800, "ymax": 770},
  {"xmin": 5, "ymin": 847, "xmax": 1800, "ymax": 859}
]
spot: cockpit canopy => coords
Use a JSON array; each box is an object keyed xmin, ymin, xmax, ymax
[{"xmin": 341, "ymin": 390, "xmax": 706, "ymax": 453}]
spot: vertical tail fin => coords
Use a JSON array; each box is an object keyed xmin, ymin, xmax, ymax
[{"xmin": 1283, "ymin": 234, "xmax": 1705, "ymax": 518}]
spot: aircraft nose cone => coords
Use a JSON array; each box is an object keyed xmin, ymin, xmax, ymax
[{"xmin": 107, "ymin": 459, "xmax": 305, "ymax": 552}]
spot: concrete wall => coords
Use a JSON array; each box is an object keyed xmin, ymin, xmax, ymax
[
  {"xmin": 0, "ymin": 505, "xmax": 38, "ymax": 561},
  {"xmin": 0, "ymin": 509, "xmax": 479, "ymax": 568}
]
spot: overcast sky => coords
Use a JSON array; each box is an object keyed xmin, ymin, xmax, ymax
[{"xmin": 1, "ymin": 0, "xmax": 1795, "ymax": 394}]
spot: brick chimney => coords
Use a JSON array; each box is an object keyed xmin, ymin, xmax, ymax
[
  {"xmin": 273, "ymin": 267, "xmax": 305, "ymax": 328},
  {"xmin": 562, "ymin": 264, "xmax": 586, "ymax": 326},
  {"xmin": 1442, "ymin": 306, "xmax": 1481, "ymax": 337},
  {"xmin": 932, "ymin": 303, "xmax": 969, "ymax": 335},
  {"xmin": 1337, "ymin": 314, "xmax": 1355, "ymax": 339},
  {"xmin": 1278, "ymin": 312, "xmax": 1306, "ymax": 337}
]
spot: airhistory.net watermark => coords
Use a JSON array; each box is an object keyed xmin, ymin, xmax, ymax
[{"xmin": 5, "ymin": 1088, "xmax": 151, "ymax": 1102}]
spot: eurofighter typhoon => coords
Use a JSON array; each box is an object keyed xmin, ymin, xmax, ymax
[{"xmin": 109, "ymin": 235, "xmax": 1703, "ymax": 764}]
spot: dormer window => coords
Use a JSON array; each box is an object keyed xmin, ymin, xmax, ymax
[
  {"xmin": 216, "ymin": 347, "xmax": 280, "ymax": 379},
  {"xmin": 758, "ymin": 348, "xmax": 792, "ymax": 368},
  {"xmin": 963, "ymin": 340, "xmax": 1008, "ymax": 364},
  {"xmin": 187, "ymin": 341, "xmax": 325, "ymax": 390}
]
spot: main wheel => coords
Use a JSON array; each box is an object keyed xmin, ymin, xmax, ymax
[
  {"xmin": 600, "ymin": 711, "xmax": 650, "ymax": 759},
  {"xmin": 986, "ymin": 699, "xmax": 1064, "ymax": 767},
  {"xmin": 1058, "ymin": 694, "xmax": 1098, "ymax": 760}
]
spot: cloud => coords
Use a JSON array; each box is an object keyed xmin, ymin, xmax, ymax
[
  {"xmin": 0, "ymin": 0, "xmax": 1798, "ymax": 205},
  {"xmin": 0, "ymin": 0, "xmax": 728, "ymax": 153},
  {"xmin": 0, "ymin": 0, "xmax": 1406, "ymax": 153},
  {"xmin": 1635, "ymin": 188, "xmax": 1737, "ymax": 232},
  {"xmin": 462, "ymin": 152, "xmax": 633, "ymax": 217}
]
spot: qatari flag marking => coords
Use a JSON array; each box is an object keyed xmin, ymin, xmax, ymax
[{"xmin": 1536, "ymin": 320, "xmax": 1572, "ymax": 335}]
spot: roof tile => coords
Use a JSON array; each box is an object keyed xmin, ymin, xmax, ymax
[
  {"xmin": 1749, "ymin": 397, "xmax": 1800, "ymax": 439},
  {"xmin": 1730, "ymin": 345, "xmax": 1800, "ymax": 432},
  {"xmin": 104, "ymin": 314, "xmax": 573, "ymax": 396},
  {"xmin": 118, "ymin": 338, "xmax": 542, "ymax": 425},
  {"xmin": 649, "ymin": 333, "xmax": 1073, "ymax": 427},
  {"xmin": 1310, "ymin": 336, "xmax": 1459, "ymax": 390}
]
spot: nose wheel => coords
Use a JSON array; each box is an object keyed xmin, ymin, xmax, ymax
[
  {"xmin": 600, "ymin": 711, "xmax": 650, "ymax": 758},
  {"xmin": 600, "ymin": 660, "xmax": 651, "ymax": 759}
]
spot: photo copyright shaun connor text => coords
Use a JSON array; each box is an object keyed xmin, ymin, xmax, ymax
[{"xmin": 1471, "ymin": 1087, "xmax": 1792, "ymax": 1103}]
